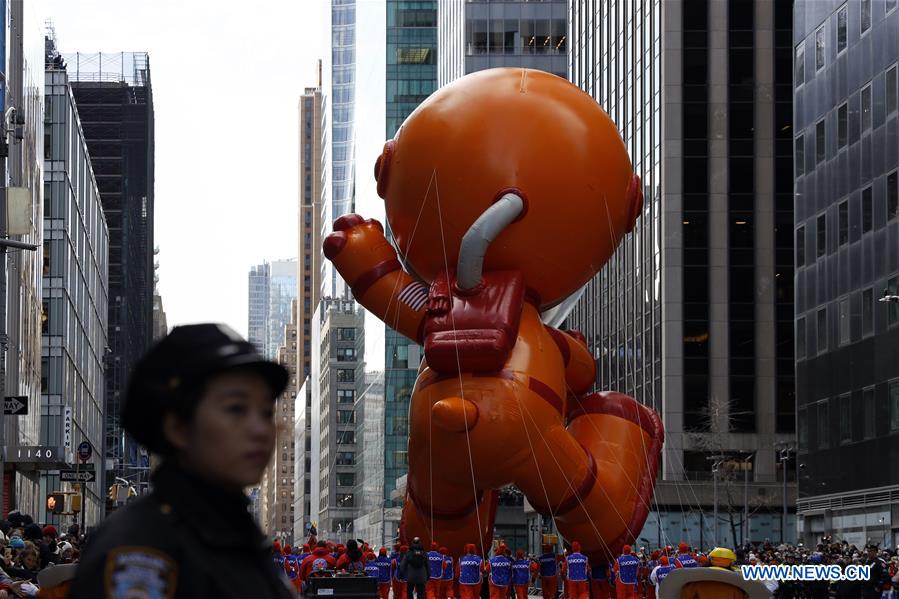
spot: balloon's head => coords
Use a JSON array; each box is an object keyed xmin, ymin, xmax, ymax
[{"xmin": 375, "ymin": 68, "xmax": 640, "ymax": 310}]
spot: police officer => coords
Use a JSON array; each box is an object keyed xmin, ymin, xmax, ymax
[{"xmin": 68, "ymin": 324, "xmax": 294, "ymax": 599}]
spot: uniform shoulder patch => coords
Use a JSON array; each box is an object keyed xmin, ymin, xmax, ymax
[{"xmin": 104, "ymin": 546, "xmax": 178, "ymax": 599}]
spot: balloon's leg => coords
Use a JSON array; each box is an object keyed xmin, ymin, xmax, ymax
[
  {"xmin": 556, "ymin": 392, "xmax": 663, "ymax": 561},
  {"xmin": 399, "ymin": 481, "xmax": 498, "ymax": 555}
]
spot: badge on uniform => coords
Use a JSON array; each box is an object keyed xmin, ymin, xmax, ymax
[{"xmin": 105, "ymin": 546, "xmax": 178, "ymax": 599}]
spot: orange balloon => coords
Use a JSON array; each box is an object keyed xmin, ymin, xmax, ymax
[
  {"xmin": 375, "ymin": 68, "xmax": 642, "ymax": 309},
  {"xmin": 324, "ymin": 68, "xmax": 659, "ymax": 561}
]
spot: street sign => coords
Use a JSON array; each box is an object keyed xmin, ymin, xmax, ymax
[
  {"xmin": 3, "ymin": 396, "xmax": 26, "ymax": 415},
  {"xmin": 60, "ymin": 470, "xmax": 96, "ymax": 483},
  {"xmin": 77, "ymin": 441, "xmax": 92, "ymax": 463}
]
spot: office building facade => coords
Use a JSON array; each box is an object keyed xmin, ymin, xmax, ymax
[
  {"xmin": 565, "ymin": 0, "xmax": 797, "ymax": 547},
  {"xmin": 295, "ymin": 81, "xmax": 323, "ymax": 536},
  {"xmin": 437, "ymin": 0, "xmax": 567, "ymax": 87},
  {"xmin": 41, "ymin": 42, "xmax": 110, "ymax": 527},
  {"xmin": 793, "ymin": 0, "xmax": 899, "ymax": 548},
  {"xmin": 248, "ymin": 263, "xmax": 270, "ymax": 354},
  {"xmin": 311, "ymin": 297, "xmax": 364, "ymax": 540},
  {"xmin": 321, "ymin": 0, "xmax": 357, "ymax": 300},
  {"xmin": 267, "ymin": 259, "xmax": 298, "ymax": 360},
  {"xmin": 65, "ymin": 52, "xmax": 155, "ymax": 494},
  {"xmin": 261, "ymin": 302, "xmax": 299, "ymax": 542},
  {"xmin": 1, "ymin": 0, "xmax": 46, "ymax": 518}
]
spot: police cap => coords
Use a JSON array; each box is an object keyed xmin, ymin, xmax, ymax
[{"xmin": 123, "ymin": 323, "xmax": 289, "ymax": 452}]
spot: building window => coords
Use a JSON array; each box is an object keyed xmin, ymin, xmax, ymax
[
  {"xmin": 837, "ymin": 103, "xmax": 848, "ymax": 148},
  {"xmin": 863, "ymin": 387, "xmax": 876, "ymax": 439},
  {"xmin": 889, "ymin": 0, "xmax": 898, "ymax": 13},
  {"xmin": 815, "ymin": 26, "xmax": 825, "ymax": 70},
  {"xmin": 862, "ymin": 288, "xmax": 874, "ymax": 336},
  {"xmin": 817, "ymin": 213, "xmax": 826, "ymax": 256},
  {"xmin": 888, "ymin": 171, "xmax": 898, "ymax": 220},
  {"xmin": 797, "ymin": 316, "xmax": 807, "ymax": 358},
  {"xmin": 891, "ymin": 381, "xmax": 899, "ymax": 431},
  {"xmin": 336, "ymin": 472, "xmax": 355, "ymax": 487},
  {"xmin": 839, "ymin": 394, "xmax": 852, "ymax": 443},
  {"xmin": 861, "ymin": 85, "xmax": 872, "ymax": 132},
  {"xmin": 861, "ymin": 0, "xmax": 871, "ymax": 33},
  {"xmin": 817, "ymin": 307, "xmax": 827, "ymax": 353},
  {"xmin": 796, "ymin": 227, "xmax": 805, "ymax": 266},
  {"xmin": 336, "ymin": 410, "xmax": 355, "ymax": 424},
  {"xmin": 798, "ymin": 409, "xmax": 808, "ymax": 451},
  {"xmin": 888, "ymin": 65, "xmax": 898, "ymax": 114},
  {"xmin": 817, "ymin": 400, "xmax": 830, "ymax": 449},
  {"xmin": 862, "ymin": 186, "xmax": 873, "ymax": 232},
  {"xmin": 839, "ymin": 298, "xmax": 850, "ymax": 345},
  {"xmin": 337, "ymin": 493, "xmax": 355, "ymax": 508},
  {"xmin": 837, "ymin": 4, "xmax": 848, "ymax": 54},
  {"xmin": 838, "ymin": 201, "xmax": 849, "ymax": 245},
  {"xmin": 336, "ymin": 430, "xmax": 355, "ymax": 444},
  {"xmin": 336, "ymin": 347, "xmax": 356, "ymax": 362},
  {"xmin": 337, "ymin": 328, "xmax": 356, "ymax": 341},
  {"xmin": 337, "ymin": 389, "xmax": 354, "ymax": 403},
  {"xmin": 337, "ymin": 369, "xmax": 354, "ymax": 383},
  {"xmin": 795, "ymin": 42, "xmax": 805, "ymax": 85},
  {"xmin": 889, "ymin": 276, "xmax": 899, "ymax": 326},
  {"xmin": 816, "ymin": 120, "xmax": 826, "ymax": 163},
  {"xmin": 795, "ymin": 134, "xmax": 804, "ymax": 175},
  {"xmin": 336, "ymin": 451, "xmax": 354, "ymax": 466}
]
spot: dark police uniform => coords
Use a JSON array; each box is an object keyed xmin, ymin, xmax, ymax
[{"xmin": 68, "ymin": 324, "xmax": 292, "ymax": 599}]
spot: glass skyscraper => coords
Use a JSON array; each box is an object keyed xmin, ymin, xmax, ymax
[
  {"xmin": 383, "ymin": 0, "xmax": 437, "ymax": 522},
  {"xmin": 567, "ymin": 0, "xmax": 797, "ymax": 547},
  {"xmin": 793, "ymin": 0, "xmax": 899, "ymax": 548},
  {"xmin": 321, "ymin": 0, "xmax": 357, "ymax": 300}
]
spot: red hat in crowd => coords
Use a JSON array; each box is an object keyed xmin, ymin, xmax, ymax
[
  {"xmin": 365, "ymin": 552, "xmax": 376, "ymax": 560},
  {"xmin": 42, "ymin": 525, "xmax": 58, "ymax": 539},
  {"xmin": 498, "ymin": 544, "xmax": 509, "ymax": 556},
  {"xmin": 516, "ymin": 549, "xmax": 525, "ymax": 559},
  {"xmin": 431, "ymin": 542, "xmax": 440, "ymax": 551},
  {"xmin": 284, "ymin": 545, "xmax": 292, "ymax": 554},
  {"xmin": 571, "ymin": 542, "xmax": 581, "ymax": 553},
  {"xmin": 379, "ymin": 547, "xmax": 388, "ymax": 556},
  {"xmin": 303, "ymin": 544, "xmax": 311, "ymax": 552},
  {"xmin": 337, "ymin": 545, "xmax": 346, "ymax": 555},
  {"xmin": 465, "ymin": 544, "xmax": 477, "ymax": 554},
  {"xmin": 439, "ymin": 546, "xmax": 448, "ymax": 555},
  {"xmin": 660, "ymin": 556, "xmax": 669, "ymax": 566},
  {"xmin": 622, "ymin": 545, "xmax": 632, "ymax": 555},
  {"xmin": 400, "ymin": 545, "xmax": 409, "ymax": 554},
  {"xmin": 273, "ymin": 541, "xmax": 282, "ymax": 553},
  {"xmin": 678, "ymin": 543, "xmax": 689, "ymax": 553},
  {"xmin": 650, "ymin": 550, "xmax": 660, "ymax": 559}
]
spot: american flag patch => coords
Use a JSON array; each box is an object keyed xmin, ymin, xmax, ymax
[{"xmin": 399, "ymin": 282, "xmax": 429, "ymax": 311}]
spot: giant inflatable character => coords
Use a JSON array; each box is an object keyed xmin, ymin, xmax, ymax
[{"xmin": 323, "ymin": 68, "xmax": 663, "ymax": 563}]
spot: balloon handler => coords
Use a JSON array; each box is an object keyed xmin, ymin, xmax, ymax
[{"xmin": 323, "ymin": 67, "xmax": 664, "ymax": 563}]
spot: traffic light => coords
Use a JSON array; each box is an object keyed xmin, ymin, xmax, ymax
[
  {"xmin": 46, "ymin": 492, "xmax": 65, "ymax": 514},
  {"xmin": 108, "ymin": 483, "xmax": 119, "ymax": 502},
  {"xmin": 70, "ymin": 494, "xmax": 82, "ymax": 513}
]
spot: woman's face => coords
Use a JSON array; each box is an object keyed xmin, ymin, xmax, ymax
[
  {"xmin": 165, "ymin": 369, "xmax": 276, "ymax": 489},
  {"xmin": 22, "ymin": 552, "xmax": 37, "ymax": 569}
]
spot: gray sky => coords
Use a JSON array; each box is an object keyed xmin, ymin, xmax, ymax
[{"xmin": 40, "ymin": 0, "xmax": 326, "ymax": 338}]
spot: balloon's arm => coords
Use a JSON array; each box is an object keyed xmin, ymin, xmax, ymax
[
  {"xmin": 323, "ymin": 214, "xmax": 427, "ymax": 343},
  {"xmin": 545, "ymin": 327, "xmax": 596, "ymax": 397}
]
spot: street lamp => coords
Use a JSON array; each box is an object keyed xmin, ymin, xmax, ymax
[
  {"xmin": 707, "ymin": 455, "xmax": 726, "ymax": 547},
  {"xmin": 777, "ymin": 445, "xmax": 793, "ymax": 544}
]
